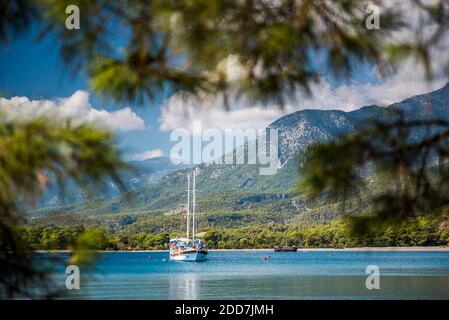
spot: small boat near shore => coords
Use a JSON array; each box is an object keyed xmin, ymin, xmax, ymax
[
  {"xmin": 169, "ymin": 171, "xmax": 208, "ymax": 261},
  {"xmin": 274, "ymin": 245, "xmax": 298, "ymax": 252}
]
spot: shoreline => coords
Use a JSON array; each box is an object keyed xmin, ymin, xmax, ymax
[{"xmin": 35, "ymin": 246, "xmax": 449, "ymax": 253}]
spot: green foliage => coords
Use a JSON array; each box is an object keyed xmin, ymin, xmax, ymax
[
  {"xmin": 299, "ymin": 112, "xmax": 449, "ymax": 229},
  {"xmin": 20, "ymin": 225, "xmax": 84, "ymax": 250},
  {"xmin": 69, "ymin": 229, "xmax": 111, "ymax": 267},
  {"xmin": 127, "ymin": 233, "xmax": 169, "ymax": 250},
  {"xmin": 0, "ymin": 0, "xmax": 37, "ymax": 44},
  {"xmin": 20, "ymin": 215, "xmax": 449, "ymax": 250},
  {"xmin": 4, "ymin": 1, "xmax": 447, "ymax": 107},
  {"xmin": 0, "ymin": 117, "xmax": 128, "ymax": 202},
  {"xmin": 202, "ymin": 216, "xmax": 449, "ymax": 249},
  {"xmin": 0, "ymin": 116, "xmax": 127, "ymax": 298}
]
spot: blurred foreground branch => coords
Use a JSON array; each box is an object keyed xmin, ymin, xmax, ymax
[
  {"xmin": 2, "ymin": 0, "xmax": 449, "ymax": 108},
  {"xmin": 299, "ymin": 110, "xmax": 449, "ymax": 233},
  {"xmin": 0, "ymin": 116, "xmax": 127, "ymax": 298}
]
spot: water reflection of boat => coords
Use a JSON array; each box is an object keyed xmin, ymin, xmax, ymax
[
  {"xmin": 169, "ymin": 273, "xmax": 200, "ymax": 299},
  {"xmin": 169, "ymin": 171, "xmax": 208, "ymax": 261}
]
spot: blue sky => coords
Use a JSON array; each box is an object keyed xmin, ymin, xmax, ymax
[{"xmin": 0, "ymin": 28, "xmax": 173, "ymax": 160}]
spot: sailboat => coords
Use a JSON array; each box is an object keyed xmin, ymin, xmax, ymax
[{"xmin": 169, "ymin": 171, "xmax": 208, "ymax": 261}]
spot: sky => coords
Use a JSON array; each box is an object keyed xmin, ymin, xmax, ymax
[
  {"xmin": 0, "ymin": 28, "xmax": 172, "ymax": 161},
  {"xmin": 1, "ymin": 5, "xmax": 448, "ymax": 162}
]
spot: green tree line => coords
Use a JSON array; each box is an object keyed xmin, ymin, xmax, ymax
[
  {"xmin": 204, "ymin": 217, "xmax": 449, "ymax": 249},
  {"xmin": 19, "ymin": 225, "xmax": 170, "ymax": 251},
  {"xmin": 20, "ymin": 215, "xmax": 449, "ymax": 251}
]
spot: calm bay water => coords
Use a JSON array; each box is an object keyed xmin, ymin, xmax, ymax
[{"xmin": 55, "ymin": 251, "xmax": 449, "ymax": 299}]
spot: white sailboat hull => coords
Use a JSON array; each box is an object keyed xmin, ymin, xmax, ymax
[{"xmin": 170, "ymin": 251, "xmax": 208, "ymax": 261}]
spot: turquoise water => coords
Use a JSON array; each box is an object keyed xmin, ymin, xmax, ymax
[{"xmin": 56, "ymin": 251, "xmax": 449, "ymax": 299}]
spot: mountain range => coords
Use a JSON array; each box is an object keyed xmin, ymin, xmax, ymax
[
  {"xmin": 37, "ymin": 155, "xmax": 191, "ymax": 206},
  {"xmin": 29, "ymin": 83, "xmax": 449, "ymax": 233}
]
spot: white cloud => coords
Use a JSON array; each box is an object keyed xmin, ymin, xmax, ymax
[
  {"xmin": 159, "ymin": 2, "xmax": 449, "ymax": 132},
  {"xmin": 158, "ymin": 65, "xmax": 447, "ymax": 133},
  {"xmin": 159, "ymin": 93, "xmax": 282, "ymax": 132},
  {"xmin": 131, "ymin": 148, "xmax": 164, "ymax": 161},
  {"xmin": 0, "ymin": 90, "xmax": 146, "ymax": 131}
]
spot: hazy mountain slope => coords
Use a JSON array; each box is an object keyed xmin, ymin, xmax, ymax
[
  {"xmin": 37, "ymin": 156, "xmax": 190, "ymax": 207},
  {"xmin": 271, "ymin": 109, "xmax": 356, "ymax": 165}
]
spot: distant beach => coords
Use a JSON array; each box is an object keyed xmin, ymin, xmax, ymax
[
  {"xmin": 132, "ymin": 246, "xmax": 449, "ymax": 252},
  {"xmin": 177, "ymin": 246, "xmax": 449, "ymax": 252},
  {"xmin": 213, "ymin": 246, "xmax": 449, "ymax": 252},
  {"xmin": 34, "ymin": 246, "xmax": 449, "ymax": 253}
]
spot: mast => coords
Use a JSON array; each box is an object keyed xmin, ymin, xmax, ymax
[
  {"xmin": 192, "ymin": 170, "xmax": 196, "ymax": 239},
  {"xmin": 186, "ymin": 173, "xmax": 190, "ymax": 239}
]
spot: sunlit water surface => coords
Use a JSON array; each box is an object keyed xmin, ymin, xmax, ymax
[{"xmin": 46, "ymin": 251, "xmax": 449, "ymax": 299}]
